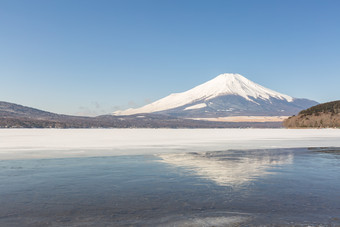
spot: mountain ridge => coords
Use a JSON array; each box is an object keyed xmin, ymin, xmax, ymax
[{"xmin": 0, "ymin": 101, "xmax": 282, "ymax": 128}]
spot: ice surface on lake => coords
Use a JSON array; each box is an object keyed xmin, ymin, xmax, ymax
[{"xmin": 0, "ymin": 128, "xmax": 340, "ymax": 160}]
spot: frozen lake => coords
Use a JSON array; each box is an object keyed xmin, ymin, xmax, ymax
[
  {"xmin": 1, "ymin": 128, "xmax": 340, "ymax": 160},
  {"xmin": 0, "ymin": 129, "xmax": 340, "ymax": 226}
]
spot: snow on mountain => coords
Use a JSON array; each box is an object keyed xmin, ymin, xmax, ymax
[
  {"xmin": 184, "ymin": 103, "xmax": 207, "ymax": 110},
  {"xmin": 113, "ymin": 73, "xmax": 317, "ymax": 117}
]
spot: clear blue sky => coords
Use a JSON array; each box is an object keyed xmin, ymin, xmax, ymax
[{"xmin": 1, "ymin": 0, "xmax": 339, "ymax": 116}]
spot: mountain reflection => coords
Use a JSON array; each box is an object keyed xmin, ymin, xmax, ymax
[{"xmin": 157, "ymin": 149, "xmax": 293, "ymax": 187}]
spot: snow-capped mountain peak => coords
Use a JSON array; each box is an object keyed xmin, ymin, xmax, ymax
[
  {"xmin": 183, "ymin": 73, "xmax": 293, "ymax": 102},
  {"xmin": 113, "ymin": 73, "xmax": 314, "ymax": 116}
]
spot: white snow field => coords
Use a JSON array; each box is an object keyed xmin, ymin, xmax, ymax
[{"xmin": 1, "ymin": 129, "xmax": 340, "ymax": 160}]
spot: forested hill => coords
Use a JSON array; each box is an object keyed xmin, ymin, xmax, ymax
[{"xmin": 283, "ymin": 100, "xmax": 340, "ymax": 128}]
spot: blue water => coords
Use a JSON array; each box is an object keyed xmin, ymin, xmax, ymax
[{"xmin": 0, "ymin": 148, "xmax": 339, "ymax": 226}]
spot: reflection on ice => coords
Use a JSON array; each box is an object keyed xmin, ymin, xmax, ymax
[
  {"xmin": 158, "ymin": 149, "xmax": 293, "ymax": 186},
  {"xmin": 1, "ymin": 148, "xmax": 340, "ymax": 226}
]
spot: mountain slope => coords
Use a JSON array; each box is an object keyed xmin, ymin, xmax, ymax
[
  {"xmin": 0, "ymin": 101, "xmax": 60, "ymax": 119},
  {"xmin": 283, "ymin": 100, "xmax": 340, "ymax": 128},
  {"xmin": 114, "ymin": 73, "xmax": 318, "ymax": 117}
]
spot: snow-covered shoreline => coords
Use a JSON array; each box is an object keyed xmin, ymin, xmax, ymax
[{"xmin": 1, "ymin": 128, "xmax": 340, "ymax": 160}]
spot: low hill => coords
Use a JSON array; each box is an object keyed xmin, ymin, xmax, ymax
[
  {"xmin": 0, "ymin": 101, "xmax": 59, "ymax": 119},
  {"xmin": 283, "ymin": 101, "xmax": 340, "ymax": 128}
]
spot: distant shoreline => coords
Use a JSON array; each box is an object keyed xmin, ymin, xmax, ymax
[{"xmin": 188, "ymin": 116, "xmax": 289, "ymax": 123}]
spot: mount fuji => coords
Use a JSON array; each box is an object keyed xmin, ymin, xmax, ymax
[{"xmin": 114, "ymin": 73, "xmax": 318, "ymax": 118}]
